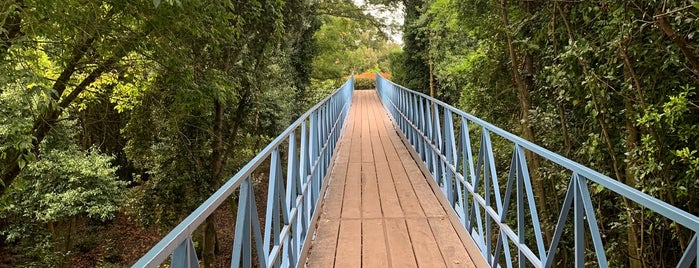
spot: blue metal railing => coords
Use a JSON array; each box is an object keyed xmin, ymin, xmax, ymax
[
  {"xmin": 376, "ymin": 74, "xmax": 698, "ymax": 268},
  {"xmin": 133, "ymin": 77, "xmax": 354, "ymax": 268}
]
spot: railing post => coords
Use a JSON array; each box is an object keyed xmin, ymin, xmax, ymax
[
  {"xmin": 574, "ymin": 173, "xmax": 584, "ymax": 268},
  {"xmin": 232, "ymin": 177, "xmax": 266, "ymax": 268},
  {"xmin": 264, "ymin": 149, "xmax": 286, "ymax": 268},
  {"xmin": 443, "ymin": 111, "xmax": 456, "ymax": 205},
  {"xmin": 460, "ymin": 117, "xmax": 476, "ymax": 230},
  {"xmin": 424, "ymin": 96, "xmax": 433, "ymax": 172},
  {"xmin": 309, "ymin": 112, "xmax": 319, "ymax": 211},
  {"xmin": 431, "ymin": 105, "xmax": 443, "ymax": 191},
  {"xmin": 171, "ymin": 237, "xmax": 199, "ymax": 268},
  {"xmin": 299, "ymin": 121, "xmax": 311, "ymax": 238},
  {"xmin": 416, "ymin": 94, "xmax": 426, "ymax": 161},
  {"xmin": 285, "ymin": 131, "xmax": 299, "ymax": 265}
]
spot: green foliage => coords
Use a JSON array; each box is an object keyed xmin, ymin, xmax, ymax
[
  {"xmin": 307, "ymin": 78, "xmax": 344, "ymax": 106},
  {"xmin": 354, "ymin": 78, "xmax": 375, "ymax": 89},
  {"xmin": 311, "ymin": 16, "xmax": 396, "ymax": 80},
  {"xmin": 413, "ymin": 0, "xmax": 699, "ymax": 265},
  {"xmin": 397, "ymin": 0, "xmax": 430, "ymax": 93},
  {"xmin": 1, "ymin": 0, "xmax": 321, "ymax": 266},
  {"xmin": 308, "ymin": 2, "xmax": 397, "ymax": 108},
  {"xmin": 1, "ymin": 122, "xmax": 123, "ymax": 266},
  {"xmin": 20, "ymin": 149, "xmax": 123, "ymax": 222}
]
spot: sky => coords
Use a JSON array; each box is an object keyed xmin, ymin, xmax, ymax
[{"xmin": 353, "ymin": 0, "xmax": 405, "ymax": 45}]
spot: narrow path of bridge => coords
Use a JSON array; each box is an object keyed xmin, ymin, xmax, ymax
[{"xmin": 303, "ymin": 90, "xmax": 486, "ymax": 268}]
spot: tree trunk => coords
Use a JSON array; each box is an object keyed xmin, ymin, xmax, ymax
[
  {"xmin": 624, "ymin": 110, "xmax": 642, "ymax": 268},
  {"xmin": 201, "ymin": 99, "xmax": 225, "ymax": 268},
  {"xmin": 620, "ymin": 42, "xmax": 643, "ymax": 268},
  {"xmin": 557, "ymin": 103, "xmax": 572, "ymax": 157},
  {"xmin": 202, "ymin": 215, "xmax": 217, "ymax": 268},
  {"xmin": 499, "ymin": 0, "xmax": 550, "ymax": 240}
]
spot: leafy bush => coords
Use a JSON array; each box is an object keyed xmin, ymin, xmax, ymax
[
  {"xmin": 0, "ymin": 121, "xmax": 125, "ymax": 266},
  {"xmin": 354, "ymin": 77, "xmax": 375, "ymax": 90}
]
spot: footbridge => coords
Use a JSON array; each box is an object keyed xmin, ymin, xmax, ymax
[{"xmin": 133, "ymin": 75, "xmax": 698, "ymax": 268}]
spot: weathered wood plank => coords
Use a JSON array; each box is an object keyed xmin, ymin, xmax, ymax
[
  {"xmin": 334, "ymin": 219, "xmax": 362, "ymax": 268},
  {"xmin": 375, "ymin": 160, "xmax": 403, "ymax": 218},
  {"xmin": 361, "ymin": 161, "xmax": 382, "ymax": 219},
  {"xmin": 407, "ymin": 218, "xmax": 447, "ymax": 267},
  {"xmin": 362, "ymin": 219, "xmax": 389, "ymax": 268},
  {"xmin": 429, "ymin": 217, "xmax": 475, "ymax": 268},
  {"xmin": 341, "ymin": 162, "xmax": 362, "ymax": 219},
  {"xmin": 385, "ymin": 218, "xmax": 418, "ymax": 268},
  {"xmin": 305, "ymin": 219, "xmax": 340, "ymax": 267}
]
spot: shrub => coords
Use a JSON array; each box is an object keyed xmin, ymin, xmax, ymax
[{"xmin": 354, "ymin": 78, "xmax": 375, "ymax": 89}]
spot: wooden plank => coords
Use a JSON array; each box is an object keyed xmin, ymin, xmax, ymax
[
  {"xmin": 428, "ymin": 217, "xmax": 475, "ymax": 268},
  {"xmin": 390, "ymin": 134, "xmax": 446, "ymax": 218},
  {"xmin": 305, "ymin": 219, "xmax": 340, "ymax": 268},
  {"xmin": 362, "ymin": 135, "xmax": 374, "ymax": 163},
  {"xmin": 334, "ymin": 112, "xmax": 354, "ymax": 163},
  {"xmin": 375, "ymin": 161, "xmax": 403, "ymax": 218},
  {"xmin": 334, "ymin": 219, "xmax": 362, "ymax": 268},
  {"xmin": 361, "ymin": 93, "xmax": 375, "ymax": 162},
  {"xmin": 369, "ymin": 103, "xmax": 387, "ymax": 162},
  {"xmin": 388, "ymin": 160, "xmax": 425, "ymax": 218},
  {"xmin": 385, "ymin": 218, "xmax": 418, "ymax": 268},
  {"xmin": 322, "ymin": 161, "xmax": 349, "ymax": 220},
  {"xmin": 371, "ymin": 133, "xmax": 387, "ymax": 163},
  {"xmin": 381, "ymin": 121, "xmax": 436, "ymax": 219},
  {"xmin": 341, "ymin": 162, "xmax": 362, "ymax": 219},
  {"xmin": 406, "ymin": 218, "xmax": 447, "ymax": 267},
  {"xmin": 367, "ymin": 91, "xmax": 384, "ymax": 138},
  {"xmin": 361, "ymin": 161, "xmax": 383, "ymax": 219},
  {"xmin": 371, "ymin": 93, "xmax": 390, "ymax": 138},
  {"xmin": 379, "ymin": 134, "xmax": 401, "ymax": 165},
  {"xmin": 362, "ymin": 219, "xmax": 389, "ymax": 268},
  {"xmin": 348, "ymin": 95, "xmax": 363, "ymax": 164}
]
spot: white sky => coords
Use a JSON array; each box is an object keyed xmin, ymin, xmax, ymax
[{"xmin": 353, "ymin": 0, "xmax": 405, "ymax": 45}]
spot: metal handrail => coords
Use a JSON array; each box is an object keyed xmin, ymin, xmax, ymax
[
  {"xmin": 375, "ymin": 74, "xmax": 698, "ymax": 268},
  {"xmin": 133, "ymin": 76, "xmax": 354, "ymax": 268}
]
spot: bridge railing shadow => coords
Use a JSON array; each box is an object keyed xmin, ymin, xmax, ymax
[
  {"xmin": 133, "ymin": 77, "xmax": 354, "ymax": 268},
  {"xmin": 376, "ymin": 74, "xmax": 698, "ymax": 268}
]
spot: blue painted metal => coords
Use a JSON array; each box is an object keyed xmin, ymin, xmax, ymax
[
  {"xmin": 375, "ymin": 74, "xmax": 699, "ymax": 268},
  {"xmin": 133, "ymin": 76, "xmax": 354, "ymax": 268}
]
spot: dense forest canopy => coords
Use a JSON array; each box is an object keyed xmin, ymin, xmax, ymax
[{"xmin": 1, "ymin": 0, "xmax": 698, "ymax": 267}]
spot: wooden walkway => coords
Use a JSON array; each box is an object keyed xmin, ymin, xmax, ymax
[{"xmin": 302, "ymin": 90, "xmax": 487, "ymax": 268}]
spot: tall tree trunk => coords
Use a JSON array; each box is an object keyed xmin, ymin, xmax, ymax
[
  {"xmin": 499, "ymin": 0, "xmax": 550, "ymax": 240},
  {"xmin": 201, "ymin": 87, "xmax": 251, "ymax": 267},
  {"xmin": 620, "ymin": 41, "xmax": 646, "ymax": 268},
  {"xmin": 623, "ymin": 103, "xmax": 642, "ymax": 268},
  {"xmin": 202, "ymin": 99, "xmax": 225, "ymax": 268},
  {"xmin": 202, "ymin": 216, "xmax": 217, "ymax": 268},
  {"xmin": 621, "ymin": 76, "xmax": 641, "ymax": 267}
]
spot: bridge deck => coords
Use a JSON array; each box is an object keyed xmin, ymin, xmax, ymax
[{"xmin": 303, "ymin": 90, "xmax": 486, "ymax": 268}]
